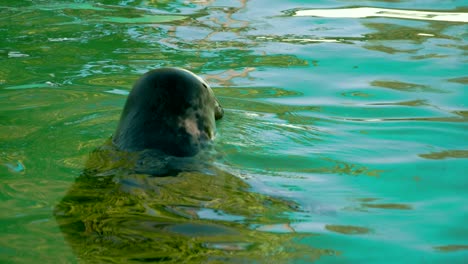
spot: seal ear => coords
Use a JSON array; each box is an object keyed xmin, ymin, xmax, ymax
[{"xmin": 214, "ymin": 98, "xmax": 224, "ymax": 120}]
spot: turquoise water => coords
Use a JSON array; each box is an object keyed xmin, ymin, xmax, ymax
[{"xmin": 1, "ymin": 0, "xmax": 467, "ymax": 263}]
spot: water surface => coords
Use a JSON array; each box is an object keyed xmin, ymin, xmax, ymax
[{"xmin": 1, "ymin": 0, "xmax": 467, "ymax": 263}]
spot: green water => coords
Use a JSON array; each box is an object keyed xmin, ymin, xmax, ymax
[{"xmin": 1, "ymin": 0, "xmax": 467, "ymax": 263}]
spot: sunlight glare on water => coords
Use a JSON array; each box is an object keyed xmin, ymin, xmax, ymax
[{"xmin": 1, "ymin": 0, "xmax": 467, "ymax": 263}]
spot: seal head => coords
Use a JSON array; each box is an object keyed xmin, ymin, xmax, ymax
[{"xmin": 113, "ymin": 68, "xmax": 223, "ymax": 157}]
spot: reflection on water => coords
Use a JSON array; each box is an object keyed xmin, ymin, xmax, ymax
[
  {"xmin": 325, "ymin": 225, "xmax": 371, "ymax": 235},
  {"xmin": 419, "ymin": 150, "xmax": 468, "ymax": 160},
  {"xmin": 370, "ymin": 80, "xmax": 446, "ymax": 93},
  {"xmin": 1, "ymin": 0, "xmax": 467, "ymax": 263},
  {"xmin": 447, "ymin": 77, "xmax": 468, "ymax": 84},
  {"xmin": 54, "ymin": 143, "xmax": 334, "ymax": 263},
  {"xmin": 293, "ymin": 7, "xmax": 468, "ymax": 22}
]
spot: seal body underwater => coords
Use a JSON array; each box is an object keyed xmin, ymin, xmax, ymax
[{"xmin": 113, "ymin": 67, "xmax": 224, "ymax": 157}]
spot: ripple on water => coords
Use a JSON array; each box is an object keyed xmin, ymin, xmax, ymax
[
  {"xmin": 293, "ymin": 7, "xmax": 468, "ymax": 23},
  {"xmin": 1, "ymin": 0, "xmax": 467, "ymax": 263}
]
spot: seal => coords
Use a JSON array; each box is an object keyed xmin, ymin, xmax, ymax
[
  {"xmin": 54, "ymin": 68, "xmax": 298, "ymax": 262},
  {"xmin": 112, "ymin": 67, "xmax": 224, "ymax": 157}
]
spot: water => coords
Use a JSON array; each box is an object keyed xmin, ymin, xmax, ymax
[{"xmin": 1, "ymin": 0, "xmax": 467, "ymax": 263}]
